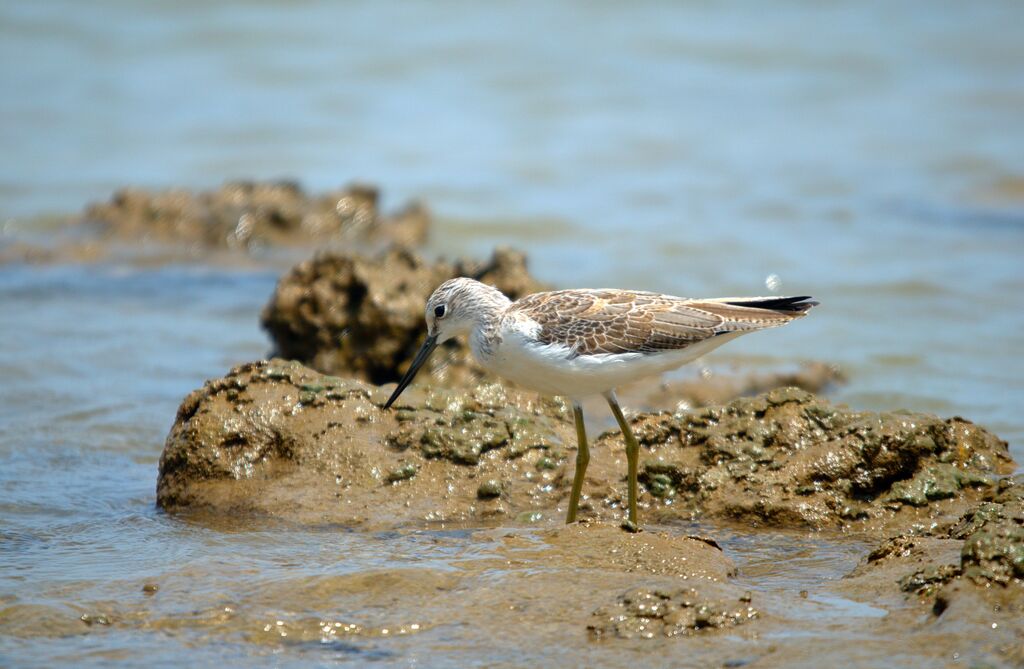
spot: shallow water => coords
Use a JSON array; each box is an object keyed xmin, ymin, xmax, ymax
[{"xmin": 1, "ymin": 1, "xmax": 1023, "ymax": 666}]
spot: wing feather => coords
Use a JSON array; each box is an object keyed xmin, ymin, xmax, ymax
[{"xmin": 508, "ymin": 289, "xmax": 814, "ymax": 357}]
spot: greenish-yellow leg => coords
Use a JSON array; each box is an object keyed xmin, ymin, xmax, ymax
[
  {"xmin": 566, "ymin": 403, "xmax": 590, "ymax": 524},
  {"xmin": 606, "ymin": 392, "xmax": 639, "ymax": 528}
]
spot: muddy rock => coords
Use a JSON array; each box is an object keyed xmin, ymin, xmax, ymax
[
  {"xmin": 158, "ymin": 362, "xmax": 1013, "ymax": 535},
  {"xmin": 157, "ymin": 358, "xmax": 575, "ymax": 527},
  {"xmin": 588, "ymin": 585, "xmax": 758, "ymax": 639},
  {"xmin": 860, "ymin": 476, "xmax": 1023, "ymax": 595},
  {"xmin": 82, "ymin": 181, "xmax": 428, "ymax": 250},
  {"xmin": 260, "ymin": 246, "xmax": 546, "ymax": 384},
  {"xmin": 524, "ymin": 522, "xmax": 736, "ymax": 580},
  {"xmin": 602, "ymin": 388, "xmax": 1013, "ymax": 530},
  {"xmin": 957, "ymin": 481, "xmax": 1024, "ymax": 586},
  {"xmin": 840, "ymin": 477, "xmax": 1023, "ymax": 664}
]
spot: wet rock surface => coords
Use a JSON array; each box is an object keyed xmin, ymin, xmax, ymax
[
  {"xmin": 260, "ymin": 246, "xmax": 546, "ymax": 384},
  {"xmin": 613, "ymin": 387, "xmax": 1013, "ymax": 530},
  {"xmin": 157, "ymin": 358, "xmax": 575, "ymax": 527},
  {"xmin": 853, "ymin": 476, "xmax": 1023, "ymax": 594},
  {"xmin": 158, "ymin": 362, "xmax": 1013, "ymax": 535},
  {"xmin": 838, "ymin": 477, "xmax": 1024, "ymax": 667},
  {"xmin": 151, "ymin": 313, "xmax": 1018, "ymax": 665}
]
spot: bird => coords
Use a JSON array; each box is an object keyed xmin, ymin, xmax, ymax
[{"xmin": 384, "ymin": 278, "xmax": 817, "ymax": 530}]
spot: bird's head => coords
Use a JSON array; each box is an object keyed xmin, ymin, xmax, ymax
[{"xmin": 384, "ymin": 278, "xmax": 508, "ymax": 408}]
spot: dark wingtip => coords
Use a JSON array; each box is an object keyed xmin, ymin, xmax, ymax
[{"xmin": 725, "ymin": 296, "xmax": 818, "ymax": 312}]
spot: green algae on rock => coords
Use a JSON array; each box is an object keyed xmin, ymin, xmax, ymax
[
  {"xmin": 853, "ymin": 476, "xmax": 1021, "ymax": 601},
  {"xmin": 881, "ymin": 475, "xmax": 1023, "ymax": 585},
  {"xmin": 841, "ymin": 477, "xmax": 1023, "ymax": 663},
  {"xmin": 612, "ymin": 388, "xmax": 1013, "ymax": 530},
  {"xmin": 260, "ymin": 246, "xmax": 547, "ymax": 385},
  {"xmin": 476, "ymin": 479, "xmax": 504, "ymax": 499},
  {"xmin": 954, "ymin": 476, "xmax": 1024, "ymax": 586}
]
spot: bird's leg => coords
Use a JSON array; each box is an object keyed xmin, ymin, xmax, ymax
[
  {"xmin": 605, "ymin": 392, "xmax": 640, "ymax": 530},
  {"xmin": 566, "ymin": 402, "xmax": 590, "ymax": 524}
]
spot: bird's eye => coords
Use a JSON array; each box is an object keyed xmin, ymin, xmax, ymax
[{"xmin": 434, "ymin": 304, "xmax": 447, "ymax": 318}]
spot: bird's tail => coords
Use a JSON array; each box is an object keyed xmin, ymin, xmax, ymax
[
  {"xmin": 690, "ymin": 295, "xmax": 818, "ymax": 333},
  {"xmin": 721, "ymin": 295, "xmax": 818, "ymax": 313}
]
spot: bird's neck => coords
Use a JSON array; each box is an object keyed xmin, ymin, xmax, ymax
[{"xmin": 465, "ymin": 284, "xmax": 511, "ymax": 359}]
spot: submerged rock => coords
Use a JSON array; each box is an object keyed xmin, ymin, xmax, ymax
[
  {"xmin": 588, "ymin": 585, "xmax": 758, "ymax": 639},
  {"xmin": 82, "ymin": 181, "xmax": 428, "ymax": 250},
  {"xmin": 260, "ymin": 246, "xmax": 546, "ymax": 384},
  {"xmin": 157, "ymin": 362, "xmax": 1014, "ymax": 533},
  {"xmin": 5, "ymin": 521, "xmax": 740, "ymax": 655}
]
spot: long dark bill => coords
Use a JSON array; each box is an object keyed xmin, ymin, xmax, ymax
[{"xmin": 384, "ymin": 334, "xmax": 438, "ymax": 409}]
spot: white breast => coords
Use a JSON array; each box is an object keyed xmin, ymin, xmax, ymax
[{"xmin": 471, "ymin": 320, "xmax": 742, "ymax": 399}]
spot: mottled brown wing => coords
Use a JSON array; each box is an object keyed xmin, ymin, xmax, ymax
[
  {"xmin": 509, "ymin": 290, "xmax": 724, "ymax": 356},
  {"xmin": 510, "ymin": 290, "xmax": 814, "ymax": 357}
]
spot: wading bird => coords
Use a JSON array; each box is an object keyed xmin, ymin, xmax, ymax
[{"xmin": 384, "ymin": 278, "xmax": 816, "ymax": 529}]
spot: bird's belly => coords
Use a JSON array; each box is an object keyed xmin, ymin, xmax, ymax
[{"xmin": 479, "ymin": 331, "xmax": 740, "ymax": 399}]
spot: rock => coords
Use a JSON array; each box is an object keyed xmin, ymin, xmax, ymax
[
  {"xmin": 956, "ymin": 476, "xmax": 1024, "ymax": 585},
  {"xmin": 260, "ymin": 246, "xmax": 547, "ymax": 384},
  {"xmin": 386, "ymin": 463, "xmax": 418, "ymax": 483},
  {"xmin": 82, "ymin": 181, "xmax": 428, "ymax": 250},
  {"xmin": 157, "ymin": 363, "xmax": 1014, "ymax": 534},
  {"xmin": 833, "ymin": 477, "xmax": 1023, "ymax": 669},
  {"xmin": 611, "ymin": 388, "xmax": 1013, "ymax": 530},
  {"xmin": 532, "ymin": 521, "xmax": 735, "ymax": 579},
  {"xmin": 476, "ymin": 479, "xmax": 503, "ymax": 499},
  {"xmin": 157, "ymin": 359, "xmax": 573, "ymax": 528},
  {"xmin": 847, "ymin": 475, "xmax": 1022, "ymax": 627},
  {"xmin": 841, "ymin": 536, "xmax": 1024, "ymax": 668},
  {"xmin": 588, "ymin": 585, "xmax": 758, "ymax": 639}
]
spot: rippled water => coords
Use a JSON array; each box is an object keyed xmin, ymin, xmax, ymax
[{"xmin": 1, "ymin": 1, "xmax": 1023, "ymax": 666}]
